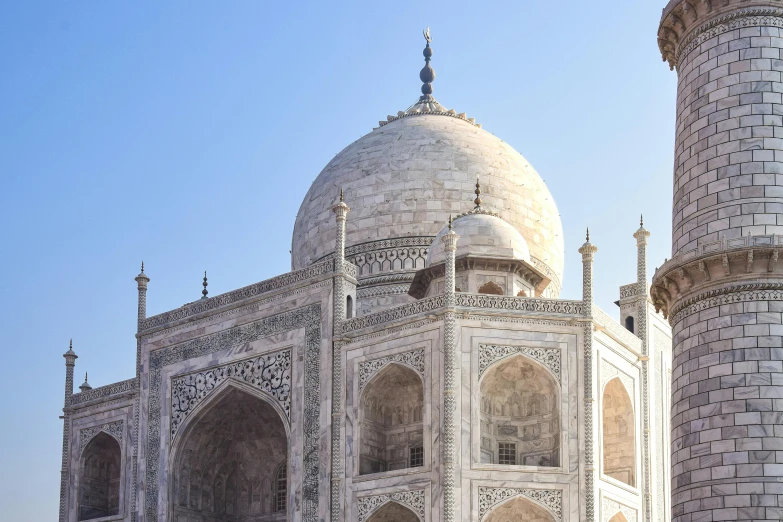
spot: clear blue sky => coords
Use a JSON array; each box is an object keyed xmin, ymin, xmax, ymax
[{"xmin": 0, "ymin": 1, "xmax": 675, "ymax": 519}]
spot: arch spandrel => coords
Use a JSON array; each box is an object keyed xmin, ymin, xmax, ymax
[{"xmin": 478, "ymin": 487, "xmax": 562, "ymax": 522}]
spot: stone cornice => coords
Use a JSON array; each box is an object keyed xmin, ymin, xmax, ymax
[
  {"xmin": 658, "ymin": 1, "xmax": 783, "ymax": 69},
  {"xmin": 651, "ymin": 235, "xmax": 783, "ymax": 319}
]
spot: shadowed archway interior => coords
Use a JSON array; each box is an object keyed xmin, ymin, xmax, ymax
[
  {"xmin": 366, "ymin": 501, "xmax": 420, "ymax": 522},
  {"xmin": 480, "ymin": 355, "xmax": 560, "ymax": 467},
  {"xmin": 483, "ymin": 496, "xmax": 555, "ymax": 522},
  {"xmin": 172, "ymin": 386, "xmax": 289, "ymax": 521},
  {"xmin": 78, "ymin": 432, "xmax": 121, "ymax": 520},
  {"xmin": 603, "ymin": 377, "xmax": 635, "ymax": 487},
  {"xmin": 359, "ymin": 364, "xmax": 424, "ymax": 475}
]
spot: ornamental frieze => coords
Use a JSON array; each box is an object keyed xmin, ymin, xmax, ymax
[
  {"xmin": 170, "ymin": 348, "xmax": 292, "ymax": 440},
  {"xmin": 358, "ymin": 349, "xmax": 425, "ymax": 391},
  {"xmin": 478, "ymin": 344, "xmax": 561, "ymax": 380},
  {"xmin": 79, "ymin": 420, "xmax": 124, "ymax": 455},
  {"xmin": 478, "ymin": 486, "xmax": 562, "ymax": 521},
  {"xmin": 357, "ymin": 489, "xmax": 425, "ymax": 522}
]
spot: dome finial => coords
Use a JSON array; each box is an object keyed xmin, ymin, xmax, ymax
[
  {"xmin": 640, "ymin": 214, "xmax": 644, "ymax": 227},
  {"xmin": 586, "ymin": 227, "xmax": 590, "ymax": 242},
  {"xmin": 474, "ymin": 178, "xmax": 482, "ymax": 209},
  {"xmin": 419, "ymin": 27, "xmax": 435, "ymax": 101},
  {"xmin": 448, "ymin": 215, "xmax": 453, "ymax": 230},
  {"xmin": 339, "ymin": 188, "xmax": 344, "ymax": 203},
  {"xmin": 140, "ymin": 260, "xmax": 145, "ymax": 273},
  {"xmin": 201, "ymin": 271, "xmax": 208, "ymax": 299}
]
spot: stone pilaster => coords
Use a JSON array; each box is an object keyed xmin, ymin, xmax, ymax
[
  {"xmin": 135, "ymin": 263, "xmax": 149, "ymax": 331},
  {"xmin": 442, "ymin": 224, "xmax": 459, "ymax": 522},
  {"xmin": 578, "ymin": 233, "xmax": 597, "ymax": 522},
  {"xmin": 657, "ymin": 3, "xmax": 783, "ymax": 520},
  {"xmin": 331, "ymin": 193, "xmax": 350, "ymax": 522},
  {"xmin": 59, "ymin": 341, "xmax": 77, "ymax": 522}
]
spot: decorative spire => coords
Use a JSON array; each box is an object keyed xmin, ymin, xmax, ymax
[
  {"xmin": 640, "ymin": 214, "xmax": 644, "ymax": 227},
  {"xmin": 474, "ymin": 178, "xmax": 482, "ymax": 209},
  {"xmin": 141, "ymin": 261, "xmax": 145, "ymax": 273},
  {"xmin": 420, "ymin": 27, "xmax": 435, "ymax": 101},
  {"xmin": 339, "ymin": 188, "xmax": 344, "ymax": 203},
  {"xmin": 64, "ymin": 338, "xmax": 77, "ymax": 359},
  {"xmin": 201, "ymin": 271, "xmax": 208, "ymax": 299},
  {"xmin": 586, "ymin": 227, "xmax": 590, "ymax": 242},
  {"xmin": 448, "ymin": 215, "xmax": 453, "ymax": 230},
  {"xmin": 79, "ymin": 372, "xmax": 92, "ymax": 392}
]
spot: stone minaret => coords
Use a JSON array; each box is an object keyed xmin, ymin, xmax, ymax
[
  {"xmin": 59, "ymin": 340, "xmax": 77, "ymax": 522},
  {"xmin": 656, "ymin": 3, "xmax": 783, "ymax": 521},
  {"xmin": 442, "ymin": 217, "xmax": 459, "ymax": 522},
  {"xmin": 135, "ymin": 262, "xmax": 150, "ymax": 330}
]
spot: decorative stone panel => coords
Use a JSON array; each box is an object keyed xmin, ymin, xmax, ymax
[
  {"xmin": 477, "ymin": 486, "xmax": 562, "ymax": 521},
  {"xmin": 478, "ymin": 344, "xmax": 561, "ymax": 380},
  {"xmin": 357, "ymin": 489, "xmax": 425, "ymax": 522},
  {"xmin": 145, "ymin": 304, "xmax": 321, "ymax": 522},
  {"xmin": 169, "ymin": 348, "xmax": 292, "ymax": 440},
  {"xmin": 602, "ymin": 497, "xmax": 637, "ymax": 522},
  {"xmin": 600, "ymin": 360, "xmax": 633, "ymax": 398},
  {"xmin": 358, "ymin": 349, "xmax": 424, "ymax": 391},
  {"xmin": 79, "ymin": 421, "xmax": 124, "ymax": 455}
]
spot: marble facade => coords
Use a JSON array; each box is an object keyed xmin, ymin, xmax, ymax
[{"xmin": 57, "ymin": 31, "xmax": 674, "ymax": 522}]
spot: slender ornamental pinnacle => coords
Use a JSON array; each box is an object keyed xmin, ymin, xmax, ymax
[
  {"xmin": 201, "ymin": 271, "xmax": 208, "ymax": 299},
  {"xmin": 474, "ymin": 178, "xmax": 482, "ymax": 209},
  {"xmin": 419, "ymin": 27, "xmax": 435, "ymax": 101}
]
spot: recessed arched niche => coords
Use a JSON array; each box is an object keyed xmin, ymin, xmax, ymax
[
  {"xmin": 78, "ymin": 432, "xmax": 121, "ymax": 520},
  {"xmin": 171, "ymin": 386, "xmax": 289, "ymax": 521},
  {"xmin": 603, "ymin": 377, "xmax": 636, "ymax": 487},
  {"xmin": 483, "ymin": 496, "xmax": 556, "ymax": 522},
  {"xmin": 479, "ymin": 355, "xmax": 560, "ymax": 467},
  {"xmin": 608, "ymin": 512, "xmax": 630, "ymax": 522},
  {"xmin": 359, "ymin": 363, "xmax": 424, "ymax": 475},
  {"xmin": 366, "ymin": 501, "xmax": 420, "ymax": 522}
]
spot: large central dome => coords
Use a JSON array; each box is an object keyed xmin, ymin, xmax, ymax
[{"xmin": 291, "ymin": 35, "xmax": 563, "ymax": 314}]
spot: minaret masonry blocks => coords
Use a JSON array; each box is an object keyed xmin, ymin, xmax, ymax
[{"xmin": 656, "ymin": 2, "xmax": 783, "ymax": 521}]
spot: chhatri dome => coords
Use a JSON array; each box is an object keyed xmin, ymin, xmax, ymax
[{"xmin": 291, "ymin": 29, "xmax": 564, "ymax": 311}]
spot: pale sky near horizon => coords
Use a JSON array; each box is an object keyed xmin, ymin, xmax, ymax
[{"xmin": 0, "ymin": 1, "xmax": 675, "ymax": 519}]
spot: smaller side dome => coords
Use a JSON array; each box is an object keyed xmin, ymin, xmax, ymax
[{"xmin": 427, "ymin": 213, "xmax": 531, "ymax": 265}]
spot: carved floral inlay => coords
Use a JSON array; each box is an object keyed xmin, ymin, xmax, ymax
[
  {"xmin": 478, "ymin": 344, "xmax": 561, "ymax": 380},
  {"xmin": 170, "ymin": 349, "xmax": 292, "ymax": 440},
  {"xmin": 79, "ymin": 420, "xmax": 124, "ymax": 455},
  {"xmin": 358, "ymin": 349, "xmax": 424, "ymax": 391},
  {"xmin": 357, "ymin": 489, "xmax": 425, "ymax": 522},
  {"xmin": 478, "ymin": 486, "xmax": 562, "ymax": 521}
]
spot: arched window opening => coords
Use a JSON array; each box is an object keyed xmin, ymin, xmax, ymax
[
  {"xmin": 366, "ymin": 501, "xmax": 420, "ymax": 522},
  {"xmin": 603, "ymin": 377, "xmax": 636, "ymax": 487},
  {"xmin": 608, "ymin": 512, "xmax": 630, "ymax": 522},
  {"xmin": 78, "ymin": 431, "xmax": 121, "ymax": 520},
  {"xmin": 346, "ymin": 295, "xmax": 353, "ymax": 319},
  {"xmin": 624, "ymin": 316, "xmax": 634, "ymax": 334},
  {"xmin": 359, "ymin": 364, "xmax": 424, "ymax": 475},
  {"xmin": 478, "ymin": 281, "xmax": 504, "ymax": 295},
  {"xmin": 275, "ymin": 461, "xmax": 287, "ymax": 512},
  {"xmin": 172, "ymin": 387, "xmax": 289, "ymax": 521},
  {"xmin": 480, "ymin": 356, "xmax": 560, "ymax": 467},
  {"xmin": 483, "ymin": 496, "xmax": 556, "ymax": 522}
]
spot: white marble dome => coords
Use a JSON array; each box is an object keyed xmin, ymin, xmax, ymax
[
  {"xmin": 291, "ymin": 112, "xmax": 564, "ymax": 286},
  {"xmin": 427, "ymin": 212, "xmax": 531, "ymax": 265}
]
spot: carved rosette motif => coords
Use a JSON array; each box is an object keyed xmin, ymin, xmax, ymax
[
  {"xmin": 358, "ymin": 349, "xmax": 425, "ymax": 391},
  {"xmin": 357, "ymin": 489, "xmax": 425, "ymax": 522},
  {"xmin": 478, "ymin": 344, "xmax": 561, "ymax": 380},
  {"xmin": 169, "ymin": 349, "xmax": 292, "ymax": 440},
  {"xmin": 478, "ymin": 487, "xmax": 562, "ymax": 521},
  {"xmin": 79, "ymin": 420, "xmax": 124, "ymax": 455},
  {"xmin": 602, "ymin": 497, "xmax": 637, "ymax": 522},
  {"xmin": 600, "ymin": 360, "xmax": 634, "ymax": 398},
  {"xmin": 145, "ymin": 304, "xmax": 322, "ymax": 522}
]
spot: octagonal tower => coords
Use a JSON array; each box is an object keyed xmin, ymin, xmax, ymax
[{"xmin": 655, "ymin": 2, "xmax": 783, "ymax": 521}]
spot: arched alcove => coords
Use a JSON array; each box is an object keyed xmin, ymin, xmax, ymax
[
  {"xmin": 478, "ymin": 281, "xmax": 504, "ymax": 295},
  {"xmin": 480, "ymin": 355, "xmax": 559, "ymax": 466},
  {"xmin": 366, "ymin": 501, "xmax": 420, "ymax": 522},
  {"xmin": 359, "ymin": 364, "xmax": 424, "ymax": 475},
  {"xmin": 608, "ymin": 512, "xmax": 630, "ymax": 522},
  {"xmin": 172, "ymin": 386, "xmax": 289, "ymax": 521},
  {"xmin": 483, "ymin": 496, "xmax": 556, "ymax": 522},
  {"xmin": 624, "ymin": 316, "xmax": 634, "ymax": 334},
  {"xmin": 78, "ymin": 431, "xmax": 121, "ymax": 520},
  {"xmin": 346, "ymin": 295, "xmax": 353, "ymax": 319},
  {"xmin": 603, "ymin": 377, "xmax": 636, "ymax": 487}
]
